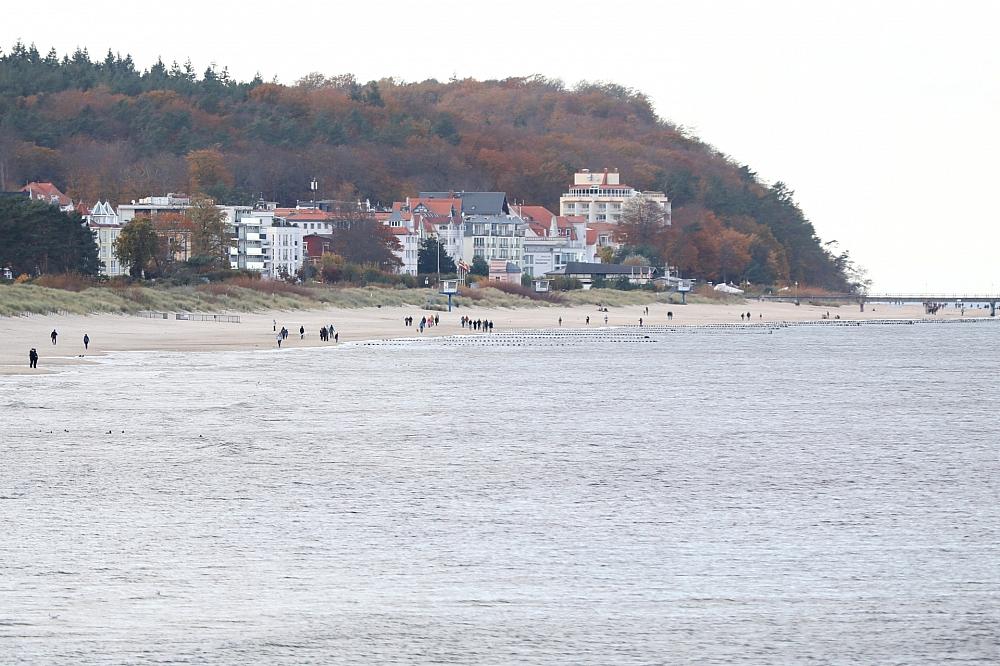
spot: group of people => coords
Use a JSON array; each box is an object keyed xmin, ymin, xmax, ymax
[
  {"xmin": 739, "ymin": 311, "xmax": 761, "ymax": 321},
  {"xmin": 405, "ymin": 314, "xmax": 439, "ymax": 328},
  {"xmin": 275, "ymin": 323, "xmax": 338, "ymax": 347},
  {"xmin": 461, "ymin": 316, "xmax": 493, "ymax": 332},
  {"xmin": 28, "ymin": 330, "xmax": 90, "ymax": 369}
]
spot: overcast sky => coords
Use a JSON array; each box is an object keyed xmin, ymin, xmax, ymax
[{"xmin": 5, "ymin": 0, "xmax": 998, "ymax": 292}]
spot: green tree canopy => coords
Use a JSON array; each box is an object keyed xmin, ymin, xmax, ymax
[
  {"xmin": 114, "ymin": 216, "xmax": 161, "ymax": 278},
  {"xmin": 0, "ymin": 197, "xmax": 99, "ymax": 275},
  {"xmin": 470, "ymin": 255, "xmax": 489, "ymax": 276},
  {"xmin": 417, "ymin": 237, "xmax": 456, "ymax": 274}
]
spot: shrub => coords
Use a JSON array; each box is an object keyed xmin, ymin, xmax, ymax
[
  {"xmin": 34, "ymin": 272, "xmax": 94, "ymax": 292},
  {"xmin": 491, "ymin": 281, "xmax": 564, "ymax": 303}
]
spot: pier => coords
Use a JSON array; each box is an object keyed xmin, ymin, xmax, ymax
[{"xmin": 760, "ymin": 293, "xmax": 999, "ymax": 317}]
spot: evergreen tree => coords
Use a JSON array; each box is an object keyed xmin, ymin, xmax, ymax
[
  {"xmin": 0, "ymin": 197, "xmax": 99, "ymax": 276},
  {"xmin": 418, "ymin": 238, "xmax": 456, "ymax": 274}
]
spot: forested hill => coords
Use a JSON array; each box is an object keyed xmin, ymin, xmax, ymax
[{"xmin": 0, "ymin": 43, "xmax": 856, "ymax": 289}]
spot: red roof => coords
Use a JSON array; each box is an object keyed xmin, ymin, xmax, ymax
[
  {"xmin": 512, "ymin": 204, "xmax": 555, "ymax": 222},
  {"xmin": 21, "ymin": 182, "xmax": 72, "ymax": 207}
]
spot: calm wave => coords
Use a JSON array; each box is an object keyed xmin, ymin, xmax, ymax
[{"xmin": 2, "ymin": 322, "xmax": 999, "ymax": 663}]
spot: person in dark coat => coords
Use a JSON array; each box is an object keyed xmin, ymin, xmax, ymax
[
  {"xmin": 29, "ymin": 348, "xmax": 38, "ymax": 368},
  {"xmin": 50, "ymin": 330, "xmax": 58, "ymax": 345},
  {"xmin": 83, "ymin": 333, "xmax": 90, "ymax": 350}
]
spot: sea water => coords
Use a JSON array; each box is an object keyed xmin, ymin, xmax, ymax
[{"xmin": 2, "ymin": 322, "xmax": 999, "ymax": 664}]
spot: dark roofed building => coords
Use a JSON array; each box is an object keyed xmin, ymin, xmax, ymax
[
  {"xmin": 547, "ymin": 262, "xmax": 657, "ymax": 287},
  {"xmin": 419, "ymin": 191, "xmax": 510, "ymax": 216}
]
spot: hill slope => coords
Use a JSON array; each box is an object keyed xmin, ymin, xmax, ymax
[{"xmin": 0, "ymin": 43, "xmax": 855, "ymax": 289}]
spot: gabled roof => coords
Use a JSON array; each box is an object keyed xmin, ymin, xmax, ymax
[
  {"xmin": 21, "ymin": 182, "xmax": 72, "ymax": 207},
  {"xmin": 511, "ymin": 204, "xmax": 556, "ymax": 222}
]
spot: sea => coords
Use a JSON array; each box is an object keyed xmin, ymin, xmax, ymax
[{"xmin": 2, "ymin": 320, "xmax": 999, "ymax": 664}]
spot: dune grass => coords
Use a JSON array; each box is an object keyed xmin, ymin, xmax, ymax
[{"xmin": 0, "ymin": 282, "xmax": 735, "ymax": 317}]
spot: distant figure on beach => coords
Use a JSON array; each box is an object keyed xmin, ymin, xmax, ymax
[
  {"xmin": 83, "ymin": 333, "xmax": 89, "ymax": 350},
  {"xmin": 299, "ymin": 325, "xmax": 305, "ymax": 340},
  {"xmin": 320, "ymin": 327, "xmax": 327, "ymax": 342},
  {"xmin": 667, "ymin": 311, "xmax": 673, "ymax": 321},
  {"xmin": 747, "ymin": 311, "xmax": 751, "ymax": 320},
  {"xmin": 558, "ymin": 317, "xmax": 562, "ymax": 326},
  {"xmin": 335, "ymin": 332, "xmax": 339, "ymax": 343},
  {"xmin": 645, "ymin": 306, "xmax": 649, "ymax": 315},
  {"xmin": 639, "ymin": 317, "xmax": 643, "ymax": 326},
  {"xmin": 488, "ymin": 320, "xmax": 494, "ymax": 332},
  {"xmin": 741, "ymin": 313, "xmax": 745, "ymax": 321},
  {"xmin": 604, "ymin": 314, "xmax": 608, "ymax": 325},
  {"xmin": 50, "ymin": 329, "xmax": 58, "ymax": 345},
  {"xmin": 586, "ymin": 316, "xmax": 590, "ymax": 325},
  {"xmin": 273, "ymin": 319, "xmax": 276, "ymax": 332},
  {"xmin": 29, "ymin": 348, "xmax": 38, "ymax": 368},
  {"xmin": 434, "ymin": 314, "xmax": 440, "ymax": 325},
  {"xmin": 276, "ymin": 334, "xmax": 282, "ymax": 348}
]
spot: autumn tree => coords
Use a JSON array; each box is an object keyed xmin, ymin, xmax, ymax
[
  {"xmin": 187, "ymin": 197, "xmax": 229, "ymax": 269},
  {"xmin": 114, "ymin": 216, "xmax": 161, "ymax": 278},
  {"xmin": 186, "ymin": 148, "xmax": 234, "ymax": 199},
  {"xmin": 615, "ymin": 195, "xmax": 669, "ymax": 263},
  {"xmin": 331, "ymin": 216, "xmax": 402, "ymax": 271}
]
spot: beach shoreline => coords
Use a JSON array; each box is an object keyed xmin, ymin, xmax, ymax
[{"xmin": 1, "ymin": 299, "xmax": 992, "ymax": 375}]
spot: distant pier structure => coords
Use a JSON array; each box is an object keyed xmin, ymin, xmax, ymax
[{"xmin": 760, "ymin": 293, "xmax": 999, "ymax": 317}]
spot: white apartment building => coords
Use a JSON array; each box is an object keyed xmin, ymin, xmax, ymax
[
  {"xmin": 83, "ymin": 201, "xmax": 126, "ymax": 277},
  {"xmin": 89, "ymin": 223, "xmax": 126, "ymax": 277},
  {"xmin": 265, "ymin": 223, "xmax": 304, "ymax": 278},
  {"xmin": 462, "ymin": 214, "xmax": 525, "ymax": 267},
  {"xmin": 390, "ymin": 226, "xmax": 420, "ymax": 276},
  {"xmin": 242, "ymin": 210, "xmax": 305, "ymax": 278},
  {"xmin": 559, "ymin": 169, "xmax": 671, "ymax": 225},
  {"xmin": 513, "ymin": 206, "xmax": 597, "ymax": 278}
]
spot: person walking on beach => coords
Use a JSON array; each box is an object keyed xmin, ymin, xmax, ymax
[
  {"xmin": 667, "ymin": 311, "xmax": 673, "ymax": 321},
  {"xmin": 604, "ymin": 314, "xmax": 608, "ymax": 325},
  {"xmin": 51, "ymin": 329, "xmax": 58, "ymax": 345},
  {"xmin": 29, "ymin": 348, "xmax": 38, "ymax": 369},
  {"xmin": 273, "ymin": 319, "xmax": 276, "ymax": 332},
  {"xmin": 299, "ymin": 325, "xmax": 305, "ymax": 340},
  {"xmin": 645, "ymin": 306, "xmax": 649, "ymax": 315},
  {"xmin": 639, "ymin": 317, "xmax": 643, "ymax": 327},
  {"xmin": 334, "ymin": 332, "xmax": 339, "ymax": 343},
  {"xmin": 586, "ymin": 316, "xmax": 590, "ymax": 325},
  {"xmin": 558, "ymin": 317, "xmax": 562, "ymax": 326},
  {"xmin": 83, "ymin": 333, "xmax": 89, "ymax": 350},
  {"xmin": 276, "ymin": 334, "xmax": 282, "ymax": 348}
]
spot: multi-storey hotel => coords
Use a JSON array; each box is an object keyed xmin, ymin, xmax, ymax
[{"xmin": 559, "ymin": 169, "xmax": 671, "ymax": 225}]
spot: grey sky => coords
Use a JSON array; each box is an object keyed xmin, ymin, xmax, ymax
[{"xmin": 5, "ymin": 0, "xmax": 998, "ymax": 291}]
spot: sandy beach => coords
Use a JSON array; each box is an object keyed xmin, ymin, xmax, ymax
[{"xmin": 0, "ymin": 298, "xmax": 990, "ymax": 375}]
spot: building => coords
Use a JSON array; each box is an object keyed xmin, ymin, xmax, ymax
[
  {"xmin": 488, "ymin": 260, "xmax": 522, "ymax": 284},
  {"xmin": 264, "ymin": 220, "xmax": 305, "ymax": 279},
  {"xmin": 303, "ymin": 234, "xmax": 337, "ymax": 264},
  {"xmin": 559, "ymin": 169, "xmax": 670, "ymax": 225},
  {"xmin": 513, "ymin": 205, "xmax": 598, "ymax": 278},
  {"xmin": 415, "ymin": 193, "xmax": 524, "ymax": 267},
  {"xmin": 388, "ymin": 226, "xmax": 420, "ymax": 276},
  {"xmin": 20, "ymin": 182, "xmax": 74, "ymax": 212},
  {"xmin": 546, "ymin": 261, "xmax": 658, "ymax": 288},
  {"xmin": 82, "ymin": 201, "xmax": 126, "ymax": 277}
]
